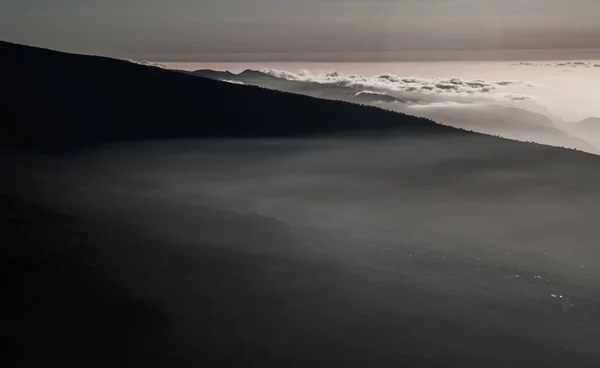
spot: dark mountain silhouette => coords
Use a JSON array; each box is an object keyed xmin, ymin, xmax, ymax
[
  {"xmin": 1, "ymin": 41, "xmax": 466, "ymax": 150},
  {"xmin": 188, "ymin": 67, "xmax": 366, "ymax": 103},
  {"xmin": 238, "ymin": 69, "xmax": 279, "ymax": 79},
  {"xmin": 185, "ymin": 68, "xmax": 237, "ymax": 80},
  {"xmin": 190, "ymin": 68, "xmax": 277, "ymax": 81},
  {"xmin": 353, "ymin": 91, "xmax": 406, "ymax": 104}
]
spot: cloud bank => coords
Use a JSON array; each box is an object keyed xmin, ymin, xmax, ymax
[
  {"xmin": 220, "ymin": 79, "xmax": 245, "ymax": 85},
  {"xmin": 512, "ymin": 61, "xmax": 600, "ymax": 68},
  {"xmin": 260, "ymin": 68, "xmax": 533, "ymax": 102},
  {"xmin": 123, "ymin": 59, "xmax": 170, "ymax": 69}
]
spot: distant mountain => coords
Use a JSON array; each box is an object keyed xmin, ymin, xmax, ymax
[
  {"xmin": 404, "ymin": 104, "xmax": 597, "ymax": 152},
  {"xmin": 188, "ymin": 69, "xmax": 237, "ymax": 80},
  {"xmin": 238, "ymin": 69, "xmax": 279, "ymax": 79},
  {"xmin": 352, "ymin": 91, "xmax": 406, "ymax": 104},
  {"xmin": 568, "ymin": 117, "xmax": 600, "ymax": 145},
  {"xmin": 190, "ymin": 68, "xmax": 271, "ymax": 81},
  {"xmin": 189, "ymin": 68, "xmax": 364, "ymax": 102},
  {"xmin": 577, "ymin": 117, "xmax": 600, "ymax": 130},
  {"xmin": 0, "ymin": 41, "xmax": 458, "ymax": 149},
  {"xmin": 407, "ymin": 104, "xmax": 555, "ymax": 131}
]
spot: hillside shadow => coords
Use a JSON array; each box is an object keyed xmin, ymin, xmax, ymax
[{"xmin": 0, "ymin": 198, "xmax": 172, "ymax": 367}]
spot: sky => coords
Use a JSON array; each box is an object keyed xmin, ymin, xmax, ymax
[{"xmin": 2, "ymin": 0, "xmax": 600, "ymax": 61}]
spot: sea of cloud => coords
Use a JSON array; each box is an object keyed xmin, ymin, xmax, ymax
[
  {"xmin": 512, "ymin": 61, "xmax": 600, "ymax": 68},
  {"xmin": 221, "ymin": 79, "xmax": 245, "ymax": 85},
  {"xmin": 260, "ymin": 68, "xmax": 535, "ymax": 102},
  {"xmin": 123, "ymin": 59, "xmax": 170, "ymax": 69}
]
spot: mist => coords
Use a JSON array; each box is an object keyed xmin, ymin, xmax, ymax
[
  {"xmin": 5, "ymin": 130, "xmax": 600, "ymax": 365},
  {"xmin": 7, "ymin": 136, "xmax": 600, "ymax": 273}
]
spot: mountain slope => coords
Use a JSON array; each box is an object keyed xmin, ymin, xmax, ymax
[{"xmin": 1, "ymin": 41, "xmax": 458, "ymax": 149}]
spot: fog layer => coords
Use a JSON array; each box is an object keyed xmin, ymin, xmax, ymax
[{"xmin": 4, "ymin": 137, "xmax": 600, "ymax": 366}]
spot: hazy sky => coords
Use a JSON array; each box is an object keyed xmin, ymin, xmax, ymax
[{"xmin": 2, "ymin": 0, "xmax": 600, "ymax": 61}]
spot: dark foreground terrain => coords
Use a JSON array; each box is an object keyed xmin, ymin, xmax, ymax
[{"xmin": 2, "ymin": 42, "xmax": 600, "ymax": 367}]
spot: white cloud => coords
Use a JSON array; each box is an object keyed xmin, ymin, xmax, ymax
[
  {"xmin": 505, "ymin": 94, "xmax": 531, "ymax": 101},
  {"xmin": 260, "ymin": 68, "xmax": 532, "ymax": 101},
  {"xmin": 220, "ymin": 79, "xmax": 245, "ymax": 85},
  {"xmin": 512, "ymin": 60, "xmax": 600, "ymax": 68},
  {"xmin": 354, "ymin": 90, "xmax": 385, "ymax": 96},
  {"xmin": 122, "ymin": 59, "xmax": 169, "ymax": 69},
  {"xmin": 408, "ymin": 101, "xmax": 469, "ymax": 109}
]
